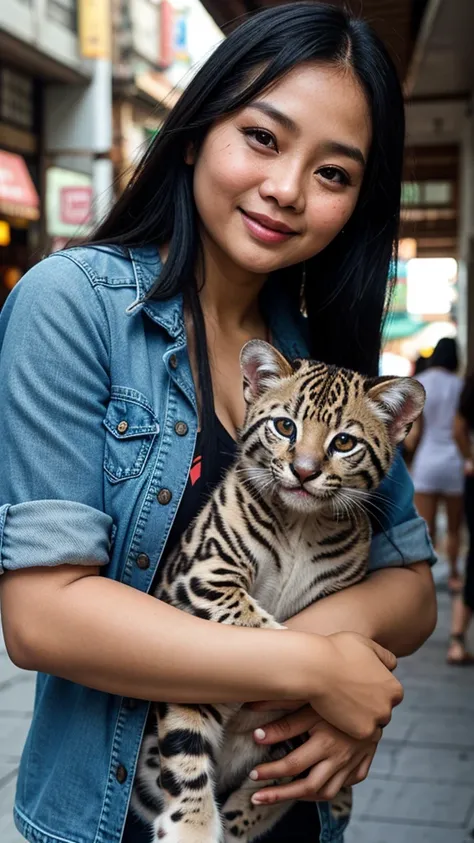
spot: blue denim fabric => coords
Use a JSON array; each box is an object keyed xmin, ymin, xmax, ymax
[{"xmin": 0, "ymin": 245, "xmax": 436, "ymax": 843}]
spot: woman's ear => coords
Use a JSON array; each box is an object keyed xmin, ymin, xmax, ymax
[{"xmin": 184, "ymin": 142, "xmax": 196, "ymax": 166}]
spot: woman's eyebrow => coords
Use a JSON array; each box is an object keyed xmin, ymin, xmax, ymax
[
  {"xmin": 248, "ymin": 101, "xmax": 298, "ymax": 133},
  {"xmin": 247, "ymin": 102, "xmax": 366, "ymax": 167},
  {"xmin": 320, "ymin": 141, "xmax": 366, "ymax": 168}
]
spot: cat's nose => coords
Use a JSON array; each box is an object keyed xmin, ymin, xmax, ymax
[{"xmin": 290, "ymin": 457, "xmax": 322, "ymax": 483}]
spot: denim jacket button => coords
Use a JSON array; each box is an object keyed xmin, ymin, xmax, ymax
[
  {"xmin": 116, "ymin": 420, "xmax": 128, "ymax": 434},
  {"xmin": 157, "ymin": 488, "xmax": 172, "ymax": 505},
  {"xmin": 116, "ymin": 765, "xmax": 127, "ymax": 784},
  {"xmin": 169, "ymin": 354, "xmax": 178, "ymax": 369},
  {"xmin": 174, "ymin": 421, "xmax": 188, "ymax": 436},
  {"xmin": 136, "ymin": 552, "xmax": 150, "ymax": 569}
]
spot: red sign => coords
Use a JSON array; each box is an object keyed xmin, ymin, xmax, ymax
[
  {"xmin": 0, "ymin": 150, "xmax": 39, "ymax": 220},
  {"xmin": 59, "ymin": 186, "xmax": 93, "ymax": 225}
]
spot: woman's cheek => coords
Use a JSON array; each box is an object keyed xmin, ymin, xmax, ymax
[{"xmin": 308, "ymin": 196, "xmax": 355, "ymax": 239}]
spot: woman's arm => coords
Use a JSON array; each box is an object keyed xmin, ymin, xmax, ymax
[
  {"xmin": 286, "ymin": 561, "xmax": 436, "ymax": 656},
  {"xmin": 0, "ymin": 563, "xmax": 403, "ymax": 740},
  {"xmin": 453, "ymin": 412, "xmax": 472, "ymax": 461},
  {"xmin": 0, "ymin": 563, "xmax": 309, "ymax": 703}
]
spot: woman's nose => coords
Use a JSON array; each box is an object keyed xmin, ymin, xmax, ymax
[{"xmin": 259, "ymin": 163, "xmax": 305, "ymax": 212}]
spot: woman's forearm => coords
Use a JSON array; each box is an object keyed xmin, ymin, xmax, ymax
[
  {"xmin": 286, "ymin": 562, "xmax": 436, "ymax": 657},
  {"xmin": 0, "ymin": 564, "xmax": 324, "ymax": 704}
]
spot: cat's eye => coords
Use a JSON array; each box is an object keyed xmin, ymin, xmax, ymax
[
  {"xmin": 273, "ymin": 418, "xmax": 296, "ymax": 438},
  {"xmin": 331, "ymin": 433, "xmax": 357, "ymax": 453}
]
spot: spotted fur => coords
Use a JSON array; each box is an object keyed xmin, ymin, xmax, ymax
[{"xmin": 131, "ymin": 340, "xmax": 425, "ymax": 843}]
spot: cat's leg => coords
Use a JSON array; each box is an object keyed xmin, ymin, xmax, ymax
[
  {"xmin": 330, "ymin": 785, "xmax": 353, "ymax": 820},
  {"xmin": 154, "ymin": 700, "xmax": 235, "ymax": 843},
  {"xmin": 154, "ymin": 561, "xmax": 283, "ymax": 842},
  {"xmin": 222, "ymin": 779, "xmax": 295, "ymax": 843}
]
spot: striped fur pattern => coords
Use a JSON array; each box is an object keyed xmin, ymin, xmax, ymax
[{"xmin": 131, "ymin": 340, "xmax": 425, "ymax": 842}]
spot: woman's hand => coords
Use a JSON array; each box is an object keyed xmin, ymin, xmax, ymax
[
  {"xmin": 307, "ymin": 631, "xmax": 403, "ymax": 739},
  {"xmin": 246, "ymin": 702, "xmax": 381, "ymax": 805}
]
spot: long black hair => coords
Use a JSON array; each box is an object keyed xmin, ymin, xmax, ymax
[
  {"xmin": 90, "ymin": 2, "xmax": 405, "ymax": 435},
  {"xmin": 429, "ymin": 337, "xmax": 459, "ymax": 372}
]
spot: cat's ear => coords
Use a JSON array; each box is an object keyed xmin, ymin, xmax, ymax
[
  {"xmin": 240, "ymin": 340, "xmax": 293, "ymax": 404},
  {"xmin": 365, "ymin": 376, "xmax": 426, "ymax": 444}
]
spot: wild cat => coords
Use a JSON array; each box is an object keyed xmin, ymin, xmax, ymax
[{"xmin": 130, "ymin": 339, "xmax": 425, "ymax": 843}]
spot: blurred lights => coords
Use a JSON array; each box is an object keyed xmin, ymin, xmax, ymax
[
  {"xmin": 0, "ymin": 220, "xmax": 11, "ymax": 246},
  {"xmin": 398, "ymin": 238, "xmax": 417, "ymax": 260},
  {"xmin": 4, "ymin": 267, "xmax": 22, "ymax": 290},
  {"xmin": 406, "ymin": 258, "xmax": 457, "ymax": 315}
]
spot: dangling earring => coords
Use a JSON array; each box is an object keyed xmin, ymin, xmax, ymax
[{"xmin": 300, "ymin": 262, "xmax": 308, "ymax": 318}]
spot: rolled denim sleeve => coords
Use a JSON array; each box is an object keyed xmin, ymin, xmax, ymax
[
  {"xmin": 0, "ymin": 254, "xmax": 113, "ymax": 574},
  {"xmin": 368, "ymin": 449, "xmax": 437, "ymax": 570}
]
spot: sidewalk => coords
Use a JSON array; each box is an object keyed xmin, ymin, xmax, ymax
[{"xmin": 0, "ymin": 583, "xmax": 473, "ymax": 843}]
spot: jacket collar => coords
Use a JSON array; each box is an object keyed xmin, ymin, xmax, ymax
[
  {"xmin": 127, "ymin": 245, "xmax": 184, "ymax": 339},
  {"xmin": 126, "ymin": 245, "xmax": 310, "ymax": 358}
]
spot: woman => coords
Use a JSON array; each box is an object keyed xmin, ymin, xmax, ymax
[
  {"xmin": 449, "ymin": 375, "xmax": 474, "ymax": 664},
  {"xmin": 410, "ymin": 338, "xmax": 464, "ymax": 592},
  {"xmin": 0, "ymin": 5, "xmax": 436, "ymax": 843}
]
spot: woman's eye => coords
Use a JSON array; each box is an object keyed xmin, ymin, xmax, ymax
[
  {"xmin": 274, "ymin": 418, "xmax": 296, "ymax": 438},
  {"xmin": 331, "ymin": 433, "xmax": 357, "ymax": 452},
  {"xmin": 318, "ymin": 167, "xmax": 350, "ymax": 186},
  {"xmin": 244, "ymin": 128, "xmax": 278, "ymax": 151}
]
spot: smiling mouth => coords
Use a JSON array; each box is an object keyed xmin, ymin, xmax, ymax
[{"xmin": 239, "ymin": 209, "xmax": 298, "ymax": 244}]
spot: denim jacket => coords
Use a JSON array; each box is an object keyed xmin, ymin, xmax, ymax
[{"xmin": 0, "ymin": 245, "xmax": 435, "ymax": 843}]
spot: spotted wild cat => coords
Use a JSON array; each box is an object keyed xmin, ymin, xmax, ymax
[{"xmin": 130, "ymin": 339, "xmax": 425, "ymax": 843}]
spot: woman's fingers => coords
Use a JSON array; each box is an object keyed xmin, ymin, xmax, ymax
[
  {"xmin": 250, "ymin": 736, "xmax": 327, "ymax": 782},
  {"xmin": 253, "ymin": 704, "xmax": 320, "ymax": 744},
  {"xmin": 344, "ymin": 753, "xmax": 374, "ymax": 786},
  {"xmin": 309, "ymin": 756, "xmax": 365, "ymax": 803},
  {"xmin": 251, "ymin": 753, "xmax": 367, "ymax": 804}
]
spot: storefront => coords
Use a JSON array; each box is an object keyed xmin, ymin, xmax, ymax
[
  {"xmin": 45, "ymin": 166, "xmax": 93, "ymax": 251},
  {"xmin": 0, "ymin": 63, "xmax": 41, "ymax": 308},
  {"xmin": 0, "ymin": 148, "xmax": 40, "ymax": 308}
]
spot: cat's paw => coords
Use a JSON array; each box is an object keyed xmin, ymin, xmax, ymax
[{"xmin": 153, "ymin": 811, "xmax": 224, "ymax": 843}]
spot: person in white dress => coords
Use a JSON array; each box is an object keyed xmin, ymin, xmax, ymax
[{"xmin": 410, "ymin": 338, "xmax": 464, "ymax": 592}]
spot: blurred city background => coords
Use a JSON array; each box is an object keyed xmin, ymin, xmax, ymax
[{"xmin": 1, "ymin": 0, "xmax": 474, "ymax": 841}]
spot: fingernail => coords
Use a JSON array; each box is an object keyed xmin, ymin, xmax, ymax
[
  {"xmin": 251, "ymin": 793, "xmax": 265, "ymax": 804},
  {"xmin": 254, "ymin": 728, "xmax": 266, "ymax": 741},
  {"xmin": 248, "ymin": 770, "xmax": 258, "ymax": 781}
]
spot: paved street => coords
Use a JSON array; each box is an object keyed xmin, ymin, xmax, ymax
[{"xmin": 0, "ymin": 574, "xmax": 473, "ymax": 842}]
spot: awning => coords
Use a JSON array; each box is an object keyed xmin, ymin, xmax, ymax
[
  {"xmin": 135, "ymin": 71, "xmax": 181, "ymax": 109},
  {"xmin": 0, "ymin": 150, "xmax": 40, "ymax": 221},
  {"xmin": 383, "ymin": 312, "xmax": 428, "ymax": 341}
]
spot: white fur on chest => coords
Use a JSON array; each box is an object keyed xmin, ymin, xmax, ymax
[{"xmin": 251, "ymin": 517, "xmax": 340, "ymax": 622}]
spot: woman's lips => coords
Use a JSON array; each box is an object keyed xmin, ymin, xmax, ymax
[{"xmin": 239, "ymin": 209, "xmax": 297, "ymax": 244}]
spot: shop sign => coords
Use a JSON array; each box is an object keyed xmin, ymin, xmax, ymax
[
  {"xmin": 0, "ymin": 150, "xmax": 39, "ymax": 221},
  {"xmin": 174, "ymin": 7, "xmax": 190, "ymax": 63},
  {"xmin": 78, "ymin": 0, "xmax": 112, "ymax": 59},
  {"xmin": 46, "ymin": 167, "xmax": 93, "ymax": 237},
  {"xmin": 130, "ymin": 0, "xmax": 160, "ymax": 65}
]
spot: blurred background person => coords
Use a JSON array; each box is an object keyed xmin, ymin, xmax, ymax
[
  {"xmin": 413, "ymin": 354, "xmax": 431, "ymax": 377},
  {"xmin": 408, "ymin": 338, "xmax": 464, "ymax": 593},
  {"xmin": 449, "ymin": 375, "xmax": 474, "ymax": 664}
]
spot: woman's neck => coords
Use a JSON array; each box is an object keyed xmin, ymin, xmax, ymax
[{"xmin": 197, "ymin": 232, "xmax": 267, "ymax": 334}]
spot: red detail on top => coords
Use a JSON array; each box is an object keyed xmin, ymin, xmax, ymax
[{"xmin": 190, "ymin": 456, "xmax": 202, "ymax": 486}]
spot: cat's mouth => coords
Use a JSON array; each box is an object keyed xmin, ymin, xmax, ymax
[{"xmin": 280, "ymin": 485, "xmax": 313, "ymax": 499}]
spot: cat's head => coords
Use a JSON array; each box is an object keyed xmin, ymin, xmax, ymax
[{"xmin": 239, "ymin": 340, "xmax": 425, "ymax": 515}]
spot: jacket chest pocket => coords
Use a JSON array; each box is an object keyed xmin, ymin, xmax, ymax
[{"xmin": 103, "ymin": 390, "xmax": 160, "ymax": 483}]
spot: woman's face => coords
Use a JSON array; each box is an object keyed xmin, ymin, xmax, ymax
[{"xmin": 192, "ymin": 62, "xmax": 372, "ymax": 277}]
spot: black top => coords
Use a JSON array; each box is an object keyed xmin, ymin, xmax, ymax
[
  {"xmin": 123, "ymin": 418, "xmax": 320, "ymax": 842},
  {"xmin": 154, "ymin": 418, "xmax": 238, "ymax": 575}
]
